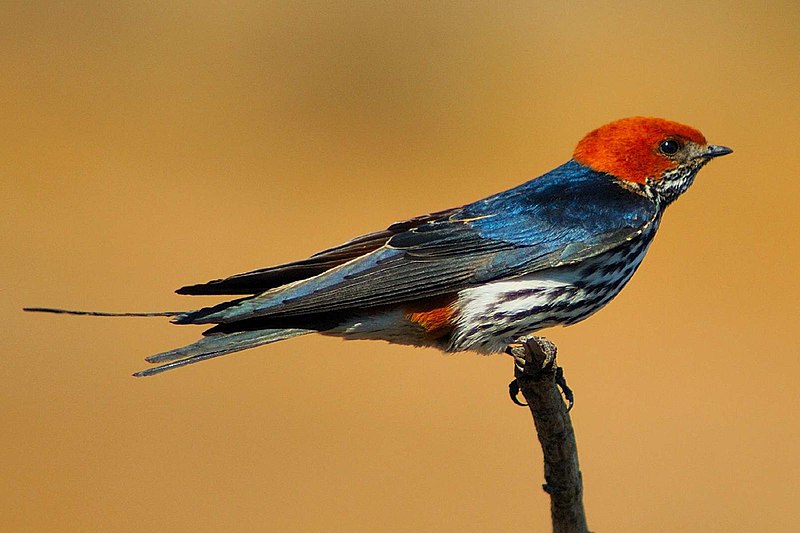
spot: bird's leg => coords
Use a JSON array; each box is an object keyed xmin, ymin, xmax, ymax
[{"xmin": 506, "ymin": 336, "xmax": 574, "ymax": 411}]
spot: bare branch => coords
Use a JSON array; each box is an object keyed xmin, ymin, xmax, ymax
[{"xmin": 509, "ymin": 336, "xmax": 589, "ymax": 533}]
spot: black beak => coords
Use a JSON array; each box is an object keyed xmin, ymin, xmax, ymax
[{"xmin": 704, "ymin": 145, "xmax": 733, "ymax": 158}]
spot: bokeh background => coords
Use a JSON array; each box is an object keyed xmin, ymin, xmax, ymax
[{"xmin": 3, "ymin": 2, "xmax": 799, "ymax": 531}]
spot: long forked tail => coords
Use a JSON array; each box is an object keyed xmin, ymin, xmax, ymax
[
  {"xmin": 134, "ymin": 328, "xmax": 313, "ymax": 377},
  {"xmin": 23, "ymin": 307, "xmax": 183, "ymax": 317}
]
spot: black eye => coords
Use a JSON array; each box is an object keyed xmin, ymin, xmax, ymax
[{"xmin": 659, "ymin": 139, "xmax": 681, "ymax": 156}]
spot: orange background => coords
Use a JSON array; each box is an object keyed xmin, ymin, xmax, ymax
[{"xmin": 3, "ymin": 2, "xmax": 799, "ymax": 531}]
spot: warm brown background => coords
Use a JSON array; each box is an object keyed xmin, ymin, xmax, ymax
[{"xmin": 3, "ymin": 2, "xmax": 799, "ymax": 532}]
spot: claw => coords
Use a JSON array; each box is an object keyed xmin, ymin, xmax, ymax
[
  {"xmin": 506, "ymin": 345, "xmax": 529, "ymax": 407},
  {"xmin": 555, "ymin": 367, "xmax": 575, "ymax": 412},
  {"xmin": 508, "ymin": 378, "xmax": 528, "ymax": 407}
]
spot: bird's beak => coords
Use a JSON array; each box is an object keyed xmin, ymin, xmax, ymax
[{"xmin": 703, "ymin": 144, "xmax": 733, "ymax": 158}]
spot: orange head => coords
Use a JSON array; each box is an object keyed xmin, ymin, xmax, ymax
[{"xmin": 573, "ymin": 117, "xmax": 729, "ymax": 185}]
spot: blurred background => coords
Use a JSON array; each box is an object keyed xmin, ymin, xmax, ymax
[{"xmin": 3, "ymin": 1, "xmax": 799, "ymax": 531}]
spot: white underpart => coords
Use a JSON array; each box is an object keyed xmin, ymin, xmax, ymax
[
  {"xmin": 449, "ymin": 230, "xmax": 655, "ymax": 354},
  {"xmin": 322, "ymin": 224, "xmax": 658, "ymax": 355}
]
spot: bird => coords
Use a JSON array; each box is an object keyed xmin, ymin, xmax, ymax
[{"xmin": 25, "ymin": 117, "xmax": 732, "ymax": 378}]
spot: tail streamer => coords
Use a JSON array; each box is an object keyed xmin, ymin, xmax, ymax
[{"xmin": 23, "ymin": 307, "xmax": 183, "ymax": 317}]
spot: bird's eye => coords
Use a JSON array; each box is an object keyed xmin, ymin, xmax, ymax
[{"xmin": 658, "ymin": 139, "xmax": 682, "ymax": 156}]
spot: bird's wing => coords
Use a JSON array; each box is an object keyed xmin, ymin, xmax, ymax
[
  {"xmin": 176, "ymin": 208, "xmax": 461, "ymax": 295},
  {"xmin": 175, "ymin": 162, "xmax": 657, "ymax": 325},
  {"xmin": 175, "ymin": 225, "xmax": 509, "ymax": 324}
]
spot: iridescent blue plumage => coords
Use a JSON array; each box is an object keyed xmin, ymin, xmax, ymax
[
  {"xmin": 176, "ymin": 160, "xmax": 657, "ymax": 327},
  {"xmin": 458, "ymin": 160, "xmax": 655, "ymax": 245}
]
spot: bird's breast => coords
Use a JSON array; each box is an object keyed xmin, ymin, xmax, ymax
[{"xmin": 449, "ymin": 225, "xmax": 658, "ymax": 353}]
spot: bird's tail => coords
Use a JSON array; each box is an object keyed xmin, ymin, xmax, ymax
[
  {"xmin": 23, "ymin": 307, "xmax": 183, "ymax": 317},
  {"xmin": 135, "ymin": 328, "xmax": 313, "ymax": 377}
]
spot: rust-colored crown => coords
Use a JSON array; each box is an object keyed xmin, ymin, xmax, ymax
[{"xmin": 573, "ymin": 117, "xmax": 707, "ymax": 184}]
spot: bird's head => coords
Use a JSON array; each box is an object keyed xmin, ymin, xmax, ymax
[{"xmin": 573, "ymin": 117, "xmax": 732, "ymax": 205}]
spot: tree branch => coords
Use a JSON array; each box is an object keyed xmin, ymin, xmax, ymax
[{"xmin": 509, "ymin": 336, "xmax": 590, "ymax": 533}]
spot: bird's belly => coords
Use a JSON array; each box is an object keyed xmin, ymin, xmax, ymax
[
  {"xmin": 449, "ymin": 236, "xmax": 653, "ymax": 353},
  {"xmin": 323, "ymin": 308, "xmax": 444, "ymax": 348}
]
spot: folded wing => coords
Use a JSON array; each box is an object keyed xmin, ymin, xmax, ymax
[{"xmin": 174, "ymin": 162, "xmax": 658, "ymax": 327}]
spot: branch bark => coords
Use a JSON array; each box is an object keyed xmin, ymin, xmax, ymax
[{"xmin": 509, "ymin": 336, "xmax": 590, "ymax": 533}]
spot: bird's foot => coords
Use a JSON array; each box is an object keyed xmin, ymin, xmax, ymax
[
  {"xmin": 506, "ymin": 342, "xmax": 531, "ymax": 406},
  {"xmin": 506, "ymin": 336, "xmax": 574, "ymax": 411}
]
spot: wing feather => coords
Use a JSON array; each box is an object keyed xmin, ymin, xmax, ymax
[
  {"xmin": 175, "ymin": 162, "xmax": 658, "ymax": 326},
  {"xmin": 176, "ymin": 208, "xmax": 460, "ymax": 295}
]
